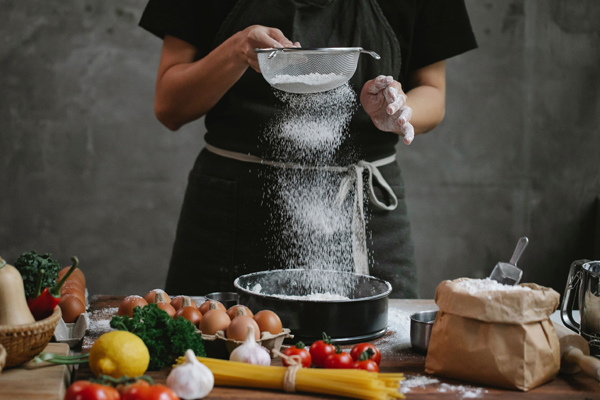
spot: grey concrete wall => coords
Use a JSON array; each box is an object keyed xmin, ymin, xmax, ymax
[{"xmin": 1, "ymin": 0, "xmax": 598, "ymax": 298}]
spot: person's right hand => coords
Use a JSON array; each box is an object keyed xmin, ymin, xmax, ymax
[{"xmin": 237, "ymin": 25, "xmax": 300, "ymax": 73}]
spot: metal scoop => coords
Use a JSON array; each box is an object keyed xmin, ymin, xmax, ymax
[{"xmin": 489, "ymin": 236, "xmax": 529, "ymax": 285}]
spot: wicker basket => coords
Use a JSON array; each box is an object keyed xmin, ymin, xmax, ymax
[
  {"xmin": 0, "ymin": 343, "xmax": 6, "ymax": 373},
  {"xmin": 0, "ymin": 306, "xmax": 62, "ymax": 368}
]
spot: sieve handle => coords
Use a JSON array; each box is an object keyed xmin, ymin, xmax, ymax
[{"xmin": 361, "ymin": 50, "xmax": 381, "ymax": 60}]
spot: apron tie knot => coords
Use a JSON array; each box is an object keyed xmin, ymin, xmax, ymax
[{"xmin": 335, "ymin": 159, "xmax": 398, "ymax": 275}]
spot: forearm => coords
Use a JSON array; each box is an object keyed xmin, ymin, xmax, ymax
[
  {"xmin": 405, "ymin": 84, "xmax": 445, "ymax": 135},
  {"xmin": 154, "ymin": 34, "xmax": 248, "ymax": 131}
]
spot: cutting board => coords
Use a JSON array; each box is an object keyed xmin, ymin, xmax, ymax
[{"xmin": 0, "ymin": 343, "xmax": 71, "ymax": 400}]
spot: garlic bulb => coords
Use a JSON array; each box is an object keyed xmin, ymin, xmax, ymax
[
  {"xmin": 229, "ymin": 325, "xmax": 271, "ymax": 365},
  {"xmin": 166, "ymin": 349, "xmax": 214, "ymax": 399}
]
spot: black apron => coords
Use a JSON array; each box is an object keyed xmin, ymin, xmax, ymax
[{"xmin": 165, "ymin": 0, "xmax": 418, "ymax": 298}]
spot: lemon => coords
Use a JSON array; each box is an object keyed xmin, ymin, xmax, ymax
[{"xmin": 89, "ymin": 331, "xmax": 150, "ymax": 378}]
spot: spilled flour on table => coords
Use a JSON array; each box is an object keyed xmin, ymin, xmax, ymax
[
  {"xmin": 88, "ymin": 307, "xmax": 118, "ymax": 336},
  {"xmin": 400, "ymin": 375, "xmax": 488, "ymax": 399},
  {"xmin": 376, "ymin": 308, "xmax": 411, "ymax": 355}
]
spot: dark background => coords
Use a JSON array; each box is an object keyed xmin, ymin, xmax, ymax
[{"xmin": 1, "ymin": 0, "xmax": 599, "ymax": 298}]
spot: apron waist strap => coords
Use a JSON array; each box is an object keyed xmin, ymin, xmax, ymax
[{"xmin": 204, "ymin": 143, "xmax": 399, "ymax": 275}]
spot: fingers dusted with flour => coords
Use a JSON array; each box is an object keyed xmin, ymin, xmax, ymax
[
  {"xmin": 361, "ymin": 76, "xmax": 415, "ymax": 144},
  {"xmin": 361, "ymin": 61, "xmax": 446, "ymax": 144}
]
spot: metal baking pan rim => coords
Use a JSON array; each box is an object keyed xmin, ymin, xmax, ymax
[{"xmin": 233, "ymin": 269, "xmax": 392, "ymax": 303}]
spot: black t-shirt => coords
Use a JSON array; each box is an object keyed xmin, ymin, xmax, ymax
[{"xmin": 139, "ymin": 0, "xmax": 477, "ymax": 160}]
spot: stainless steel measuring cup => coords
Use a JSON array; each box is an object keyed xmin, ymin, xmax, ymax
[
  {"xmin": 410, "ymin": 310, "xmax": 438, "ymax": 353},
  {"xmin": 489, "ymin": 236, "xmax": 529, "ymax": 285}
]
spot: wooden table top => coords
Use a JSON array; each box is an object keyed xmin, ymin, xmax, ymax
[
  {"xmin": 0, "ymin": 343, "xmax": 71, "ymax": 400},
  {"xmin": 73, "ymin": 295, "xmax": 600, "ymax": 399}
]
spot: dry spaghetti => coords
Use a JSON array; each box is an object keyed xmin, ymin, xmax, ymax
[{"xmin": 174, "ymin": 356, "xmax": 405, "ymax": 400}]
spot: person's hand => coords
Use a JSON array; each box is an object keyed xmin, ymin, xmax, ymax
[
  {"xmin": 360, "ymin": 75, "xmax": 414, "ymax": 145},
  {"xmin": 238, "ymin": 25, "xmax": 300, "ymax": 73}
]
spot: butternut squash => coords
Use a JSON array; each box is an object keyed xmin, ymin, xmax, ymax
[{"xmin": 0, "ymin": 256, "xmax": 36, "ymax": 326}]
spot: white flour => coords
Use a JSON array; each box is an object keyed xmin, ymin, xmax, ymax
[
  {"xmin": 400, "ymin": 375, "xmax": 440, "ymax": 392},
  {"xmin": 400, "ymin": 375, "xmax": 488, "ymax": 399},
  {"xmin": 455, "ymin": 278, "xmax": 532, "ymax": 294},
  {"xmin": 376, "ymin": 308, "xmax": 411, "ymax": 357},
  {"xmin": 250, "ymin": 281, "xmax": 350, "ymax": 301},
  {"xmin": 265, "ymin": 83, "xmax": 359, "ymax": 295},
  {"xmin": 271, "ymin": 73, "xmax": 342, "ymax": 86},
  {"xmin": 88, "ymin": 307, "xmax": 118, "ymax": 335}
]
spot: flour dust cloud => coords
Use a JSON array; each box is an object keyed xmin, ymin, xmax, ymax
[{"xmin": 264, "ymin": 83, "xmax": 360, "ymax": 296}]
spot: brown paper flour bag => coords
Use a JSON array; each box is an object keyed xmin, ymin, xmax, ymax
[{"xmin": 424, "ymin": 278, "xmax": 561, "ymax": 391}]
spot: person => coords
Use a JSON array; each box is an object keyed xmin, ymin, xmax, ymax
[{"xmin": 139, "ymin": 0, "xmax": 477, "ymax": 298}]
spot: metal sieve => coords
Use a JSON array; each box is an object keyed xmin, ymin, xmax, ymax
[{"xmin": 255, "ymin": 47, "xmax": 380, "ymax": 94}]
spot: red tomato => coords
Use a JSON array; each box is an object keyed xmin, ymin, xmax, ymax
[
  {"xmin": 283, "ymin": 341, "xmax": 312, "ymax": 368},
  {"xmin": 350, "ymin": 343, "xmax": 381, "ymax": 365},
  {"xmin": 64, "ymin": 381, "xmax": 120, "ymax": 400},
  {"xmin": 120, "ymin": 383, "xmax": 179, "ymax": 400},
  {"xmin": 353, "ymin": 359, "xmax": 379, "ymax": 372},
  {"xmin": 309, "ymin": 333, "xmax": 336, "ymax": 368},
  {"xmin": 324, "ymin": 347, "xmax": 354, "ymax": 369}
]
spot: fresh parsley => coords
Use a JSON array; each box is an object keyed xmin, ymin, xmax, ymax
[
  {"xmin": 110, "ymin": 303, "xmax": 206, "ymax": 370},
  {"xmin": 14, "ymin": 251, "xmax": 62, "ymax": 299}
]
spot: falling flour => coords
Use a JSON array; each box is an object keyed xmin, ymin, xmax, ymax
[
  {"xmin": 264, "ymin": 83, "xmax": 359, "ymax": 295},
  {"xmin": 455, "ymin": 278, "xmax": 532, "ymax": 295}
]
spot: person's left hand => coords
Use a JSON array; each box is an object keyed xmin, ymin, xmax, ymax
[{"xmin": 360, "ymin": 75, "xmax": 414, "ymax": 145}]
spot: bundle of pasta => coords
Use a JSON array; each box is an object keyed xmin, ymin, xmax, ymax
[{"xmin": 174, "ymin": 356, "xmax": 405, "ymax": 400}]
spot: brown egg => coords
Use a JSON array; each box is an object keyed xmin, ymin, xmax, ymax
[
  {"xmin": 61, "ymin": 279, "xmax": 85, "ymax": 294},
  {"xmin": 198, "ymin": 309, "xmax": 231, "ymax": 335},
  {"xmin": 59, "ymin": 294, "xmax": 86, "ymax": 323},
  {"xmin": 254, "ymin": 310, "xmax": 283, "ymax": 335},
  {"xmin": 175, "ymin": 306, "xmax": 203, "ymax": 326},
  {"xmin": 226, "ymin": 315, "xmax": 260, "ymax": 341},
  {"xmin": 226, "ymin": 305, "xmax": 254, "ymax": 320},
  {"xmin": 199, "ymin": 300, "xmax": 226, "ymax": 315},
  {"xmin": 144, "ymin": 289, "xmax": 171, "ymax": 304},
  {"xmin": 58, "ymin": 266, "xmax": 86, "ymax": 287},
  {"xmin": 61, "ymin": 285, "xmax": 86, "ymax": 306},
  {"xmin": 171, "ymin": 296, "xmax": 198, "ymax": 311},
  {"xmin": 118, "ymin": 295, "xmax": 148, "ymax": 317}
]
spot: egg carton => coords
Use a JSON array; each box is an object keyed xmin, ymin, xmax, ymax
[
  {"xmin": 198, "ymin": 328, "xmax": 293, "ymax": 360},
  {"xmin": 52, "ymin": 288, "xmax": 90, "ymax": 348}
]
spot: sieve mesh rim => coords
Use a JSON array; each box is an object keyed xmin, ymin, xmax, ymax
[{"xmin": 254, "ymin": 47, "xmax": 365, "ymax": 54}]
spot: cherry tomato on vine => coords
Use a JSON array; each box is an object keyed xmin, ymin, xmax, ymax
[
  {"xmin": 64, "ymin": 381, "xmax": 120, "ymax": 400},
  {"xmin": 350, "ymin": 343, "xmax": 381, "ymax": 365},
  {"xmin": 283, "ymin": 341, "xmax": 312, "ymax": 368},
  {"xmin": 352, "ymin": 350, "xmax": 380, "ymax": 372},
  {"xmin": 309, "ymin": 332, "xmax": 336, "ymax": 367},
  {"xmin": 324, "ymin": 346, "xmax": 354, "ymax": 369}
]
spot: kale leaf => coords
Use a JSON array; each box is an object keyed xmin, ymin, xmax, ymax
[
  {"xmin": 110, "ymin": 303, "xmax": 205, "ymax": 370},
  {"xmin": 14, "ymin": 251, "xmax": 62, "ymax": 298}
]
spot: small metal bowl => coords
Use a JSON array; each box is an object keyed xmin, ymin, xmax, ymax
[
  {"xmin": 205, "ymin": 292, "xmax": 238, "ymax": 309},
  {"xmin": 410, "ymin": 310, "xmax": 438, "ymax": 354}
]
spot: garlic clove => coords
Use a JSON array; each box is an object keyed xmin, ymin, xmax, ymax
[
  {"xmin": 229, "ymin": 325, "xmax": 271, "ymax": 366},
  {"xmin": 167, "ymin": 349, "xmax": 214, "ymax": 399}
]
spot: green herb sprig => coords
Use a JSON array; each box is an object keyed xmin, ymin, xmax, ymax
[
  {"xmin": 14, "ymin": 251, "xmax": 62, "ymax": 299},
  {"xmin": 110, "ymin": 303, "xmax": 205, "ymax": 370}
]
